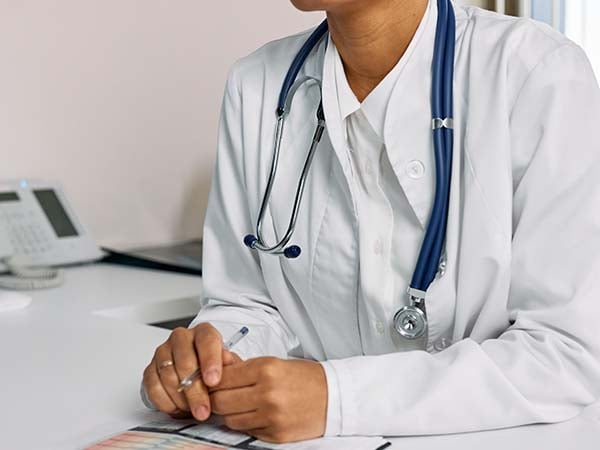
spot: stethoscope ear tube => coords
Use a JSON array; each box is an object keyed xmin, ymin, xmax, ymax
[
  {"xmin": 244, "ymin": 77, "xmax": 325, "ymax": 258},
  {"xmin": 425, "ymin": 2, "xmax": 455, "ymax": 285},
  {"xmin": 277, "ymin": 21, "xmax": 329, "ymax": 115},
  {"xmin": 245, "ymin": 16, "xmax": 327, "ymax": 258},
  {"xmin": 410, "ymin": 0, "xmax": 453, "ymax": 292}
]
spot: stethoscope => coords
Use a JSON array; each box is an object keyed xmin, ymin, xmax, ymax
[{"xmin": 244, "ymin": 0, "xmax": 456, "ymax": 340}]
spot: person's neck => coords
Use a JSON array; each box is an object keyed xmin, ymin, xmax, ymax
[{"xmin": 327, "ymin": 0, "xmax": 428, "ymax": 102}]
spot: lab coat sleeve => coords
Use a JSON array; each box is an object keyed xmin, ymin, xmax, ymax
[
  {"xmin": 188, "ymin": 64, "xmax": 299, "ymax": 361},
  {"xmin": 321, "ymin": 43, "xmax": 600, "ymax": 436}
]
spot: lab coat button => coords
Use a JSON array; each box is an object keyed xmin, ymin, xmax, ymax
[
  {"xmin": 375, "ymin": 320, "xmax": 385, "ymax": 334},
  {"xmin": 406, "ymin": 160, "xmax": 425, "ymax": 179},
  {"xmin": 374, "ymin": 238, "xmax": 383, "ymax": 255}
]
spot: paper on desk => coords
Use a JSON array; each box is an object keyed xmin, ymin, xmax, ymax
[
  {"xmin": 250, "ymin": 436, "xmax": 391, "ymax": 450},
  {"xmin": 85, "ymin": 418, "xmax": 390, "ymax": 450}
]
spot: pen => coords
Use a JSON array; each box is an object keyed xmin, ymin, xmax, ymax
[{"xmin": 176, "ymin": 326, "xmax": 249, "ymax": 392}]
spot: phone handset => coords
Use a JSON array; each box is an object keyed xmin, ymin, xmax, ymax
[{"xmin": 0, "ymin": 256, "xmax": 64, "ymax": 290}]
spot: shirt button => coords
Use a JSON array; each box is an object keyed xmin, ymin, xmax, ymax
[
  {"xmin": 406, "ymin": 160, "xmax": 425, "ymax": 179},
  {"xmin": 373, "ymin": 238, "xmax": 383, "ymax": 255},
  {"xmin": 375, "ymin": 320, "xmax": 385, "ymax": 334}
]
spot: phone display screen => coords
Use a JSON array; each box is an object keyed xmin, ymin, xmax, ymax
[{"xmin": 33, "ymin": 189, "xmax": 79, "ymax": 238}]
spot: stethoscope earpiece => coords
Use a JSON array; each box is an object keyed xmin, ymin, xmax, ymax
[
  {"xmin": 283, "ymin": 245, "xmax": 301, "ymax": 259},
  {"xmin": 243, "ymin": 235, "xmax": 301, "ymax": 259},
  {"xmin": 244, "ymin": 234, "xmax": 258, "ymax": 249}
]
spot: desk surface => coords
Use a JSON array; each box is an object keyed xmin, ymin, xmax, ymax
[{"xmin": 1, "ymin": 264, "xmax": 599, "ymax": 449}]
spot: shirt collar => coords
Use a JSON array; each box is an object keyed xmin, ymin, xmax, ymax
[
  {"xmin": 331, "ymin": 35, "xmax": 360, "ymax": 123},
  {"xmin": 322, "ymin": 0, "xmax": 440, "ymax": 228},
  {"xmin": 327, "ymin": 0, "xmax": 435, "ymax": 142}
]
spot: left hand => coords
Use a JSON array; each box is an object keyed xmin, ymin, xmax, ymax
[{"xmin": 209, "ymin": 356, "xmax": 328, "ymax": 443}]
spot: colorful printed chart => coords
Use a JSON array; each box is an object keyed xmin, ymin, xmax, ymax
[
  {"xmin": 87, "ymin": 420, "xmax": 249, "ymax": 449},
  {"xmin": 87, "ymin": 430, "xmax": 227, "ymax": 449},
  {"xmin": 86, "ymin": 419, "xmax": 391, "ymax": 450}
]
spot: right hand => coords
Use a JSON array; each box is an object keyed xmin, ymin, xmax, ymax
[{"xmin": 142, "ymin": 322, "xmax": 242, "ymax": 421}]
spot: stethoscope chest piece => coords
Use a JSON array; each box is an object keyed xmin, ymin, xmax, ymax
[{"xmin": 393, "ymin": 305, "xmax": 427, "ymax": 340}]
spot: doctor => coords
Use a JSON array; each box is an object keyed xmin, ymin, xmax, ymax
[{"xmin": 143, "ymin": 0, "xmax": 600, "ymax": 443}]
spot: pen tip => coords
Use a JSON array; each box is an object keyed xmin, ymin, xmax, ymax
[{"xmin": 241, "ymin": 326, "xmax": 249, "ymax": 334}]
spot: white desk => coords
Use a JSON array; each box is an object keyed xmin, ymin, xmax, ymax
[{"xmin": 1, "ymin": 264, "xmax": 599, "ymax": 449}]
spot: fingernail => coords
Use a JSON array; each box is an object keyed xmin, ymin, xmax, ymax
[
  {"xmin": 204, "ymin": 369, "xmax": 220, "ymax": 386},
  {"xmin": 193, "ymin": 405, "xmax": 210, "ymax": 420}
]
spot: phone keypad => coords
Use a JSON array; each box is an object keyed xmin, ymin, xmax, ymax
[{"xmin": 1, "ymin": 209, "xmax": 55, "ymax": 257}]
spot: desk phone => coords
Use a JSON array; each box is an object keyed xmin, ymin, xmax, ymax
[{"xmin": 0, "ymin": 179, "xmax": 102, "ymax": 288}]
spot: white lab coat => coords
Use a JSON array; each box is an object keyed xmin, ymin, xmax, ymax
[{"xmin": 189, "ymin": 2, "xmax": 600, "ymax": 437}]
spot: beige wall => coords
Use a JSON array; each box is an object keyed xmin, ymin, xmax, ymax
[
  {"xmin": 0, "ymin": 1, "xmax": 321, "ymax": 248},
  {"xmin": 0, "ymin": 1, "xmax": 496, "ymax": 249}
]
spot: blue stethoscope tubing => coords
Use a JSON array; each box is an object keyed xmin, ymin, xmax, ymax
[
  {"xmin": 412, "ymin": 0, "xmax": 455, "ymax": 293},
  {"xmin": 244, "ymin": 0, "xmax": 456, "ymax": 339}
]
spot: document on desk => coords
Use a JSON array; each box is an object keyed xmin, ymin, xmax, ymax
[{"xmin": 85, "ymin": 418, "xmax": 391, "ymax": 450}]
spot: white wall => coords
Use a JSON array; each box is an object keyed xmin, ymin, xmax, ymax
[{"xmin": 0, "ymin": 1, "xmax": 322, "ymax": 248}]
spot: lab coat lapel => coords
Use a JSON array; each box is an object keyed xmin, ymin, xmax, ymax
[
  {"xmin": 383, "ymin": 1, "xmax": 438, "ymax": 229},
  {"xmin": 265, "ymin": 37, "xmax": 363, "ymax": 359}
]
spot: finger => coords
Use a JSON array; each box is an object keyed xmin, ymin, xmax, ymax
[
  {"xmin": 143, "ymin": 359, "xmax": 179, "ymax": 415},
  {"xmin": 222, "ymin": 349, "xmax": 242, "ymax": 366},
  {"xmin": 210, "ymin": 386, "xmax": 258, "ymax": 415},
  {"xmin": 155, "ymin": 344, "xmax": 189, "ymax": 411},
  {"xmin": 194, "ymin": 324, "xmax": 224, "ymax": 387},
  {"xmin": 179, "ymin": 378, "xmax": 212, "ymax": 421},
  {"xmin": 212, "ymin": 360, "xmax": 258, "ymax": 391},
  {"xmin": 222, "ymin": 412, "xmax": 268, "ymax": 432},
  {"xmin": 170, "ymin": 328, "xmax": 211, "ymax": 420}
]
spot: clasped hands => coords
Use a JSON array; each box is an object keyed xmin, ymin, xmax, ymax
[{"xmin": 143, "ymin": 323, "xmax": 327, "ymax": 443}]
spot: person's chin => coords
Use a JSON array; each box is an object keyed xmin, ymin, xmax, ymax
[{"xmin": 289, "ymin": 0, "xmax": 357, "ymax": 13}]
